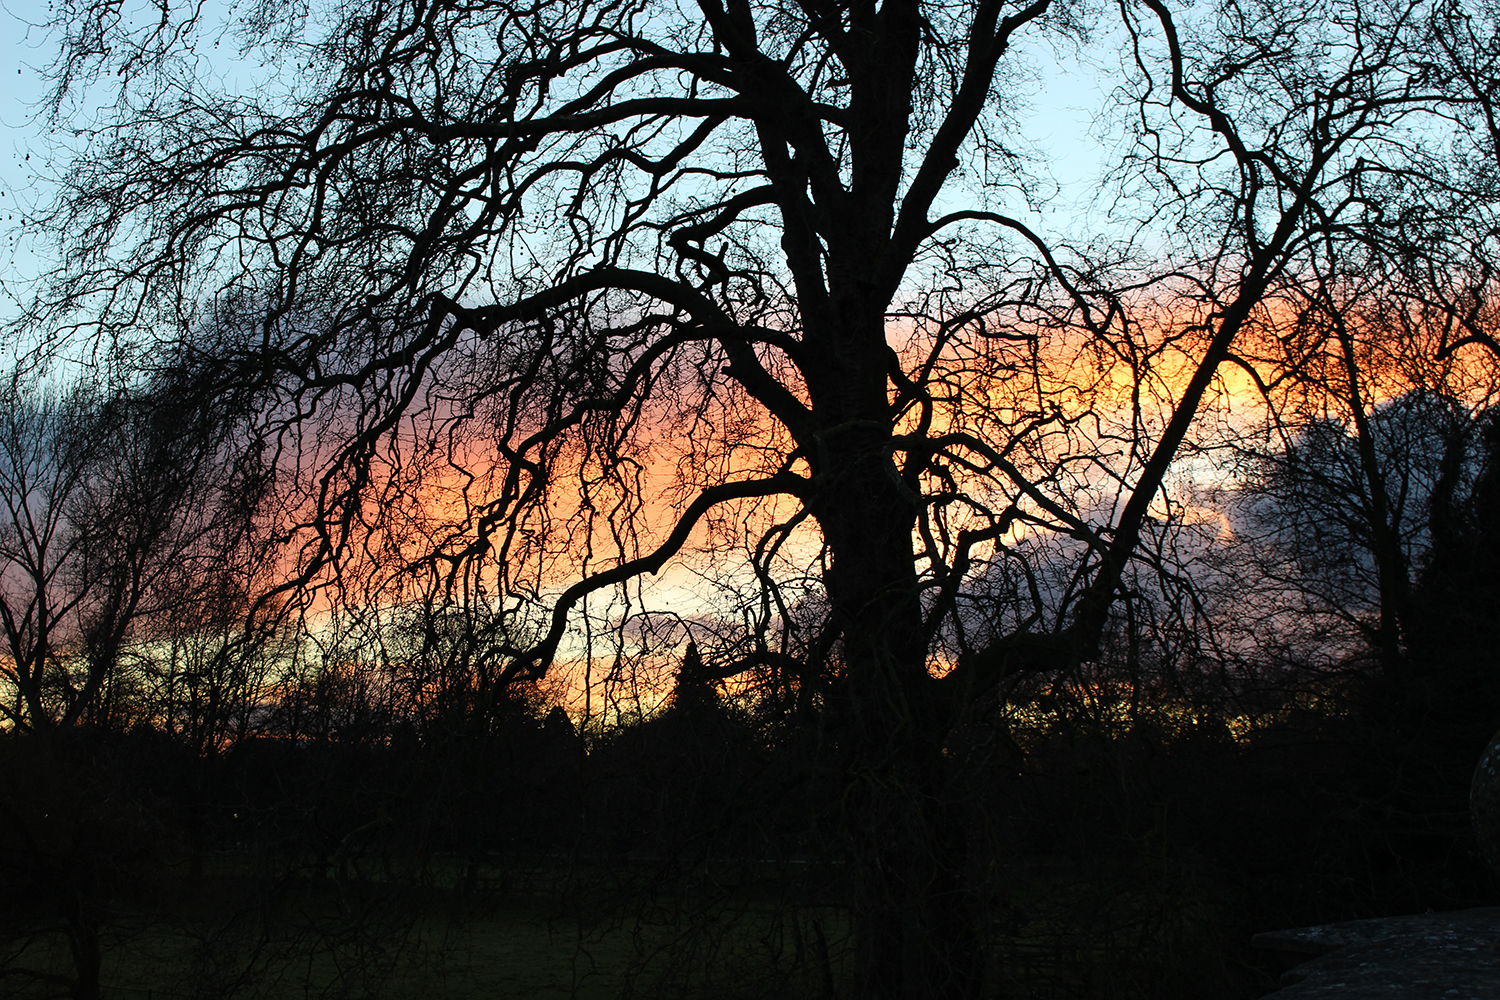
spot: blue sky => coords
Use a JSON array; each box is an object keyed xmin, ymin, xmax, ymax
[
  {"xmin": 2, "ymin": 0, "xmax": 57, "ymax": 315},
  {"xmin": 0, "ymin": 0, "xmax": 1122, "ymax": 322}
]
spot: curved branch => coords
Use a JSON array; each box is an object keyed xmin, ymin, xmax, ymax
[
  {"xmin": 921, "ymin": 210, "xmax": 1118, "ymax": 337},
  {"xmin": 889, "ymin": 0, "xmax": 1054, "ymax": 276},
  {"xmin": 501, "ymin": 471, "xmax": 811, "ymax": 680},
  {"xmin": 434, "ymin": 267, "xmax": 815, "ymax": 437},
  {"xmin": 893, "ymin": 431, "xmax": 1106, "ymax": 550}
]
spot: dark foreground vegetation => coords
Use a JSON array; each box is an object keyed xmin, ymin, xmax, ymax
[
  {"xmin": 7, "ymin": 380, "xmax": 1499, "ymax": 999},
  {"xmin": 6, "ymin": 501, "xmax": 1500, "ymax": 1000}
]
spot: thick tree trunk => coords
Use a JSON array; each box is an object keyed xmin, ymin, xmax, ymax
[
  {"xmin": 814, "ymin": 429, "xmax": 982, "ymax": 1000},
  {"xmin": 844, "ymin": 734, "xmax": 981, "ymax": 1000},
  {"xmin": 65, "ymin": 894, "xmax": 103, "ymax": 1000}
]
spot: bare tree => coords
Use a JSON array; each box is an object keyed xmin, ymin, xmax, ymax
[
  {"xmin": 11, "ymin": 0, "xmax": 1476, "ymax": 993},
  {"xmin": 0, "ymin": 368, "xmax": 262, "ymax": 741},
  {"xmin": 0, "ymin": 378, "xmax": 105, "ymax": 756},
  {"xmin": 0, "ymin": 364, "xmax": 279, "ymax": 1000},
  {"xmin": 1219, "ymin": 242, "xmax": 1497, "ymax": 661}
]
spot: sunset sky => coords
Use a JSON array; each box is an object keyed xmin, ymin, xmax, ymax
[{"xmin": 2, "ymin": 0, "xmax": 1492, "ymax": 716}]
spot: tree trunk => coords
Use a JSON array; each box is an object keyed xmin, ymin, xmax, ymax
[
  {"xmin": 815, "ymin": 428, "xmax": 982, "ymax": 1000},
  {"xmin": 65, "ymin": 894, "xmax": 103, "ymax": 1000},
  {"xmin": 845, "ymin": 736, "xmax": 981, "ymax": 1000}
]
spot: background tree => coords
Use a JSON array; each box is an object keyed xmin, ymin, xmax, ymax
[
  {"xmin": 0, "ymin": 378, "xmax": 110, "ymax": 756},
  {"xmin": 0, "ymin": 360, "xmax": 282, "ymax": 999}
]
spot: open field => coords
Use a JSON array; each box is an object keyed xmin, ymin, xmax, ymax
[{"xmin": 7, "ymin": 850, "xmax": 1278, "ymax": 1000}]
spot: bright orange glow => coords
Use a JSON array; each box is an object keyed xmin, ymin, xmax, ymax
[{"xmin": 229, "ymin": 282, "xmax": 1500, "ymax": 723}]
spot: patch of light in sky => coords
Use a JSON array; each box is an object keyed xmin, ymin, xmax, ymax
[
  {"xmin": 1, "ymin": 0, "xmax": 60, "ymax": 324},
  {"xmin": 0, "ymin": 0, "xmax": 296, "ymax": 330},
  {"xmin": 1014, "ymin": 37, "xmax": 1121, "ymax": 240},
  {"xmin": 0, "ymin": 2, "xmax": 1142, "ymax": 315}
]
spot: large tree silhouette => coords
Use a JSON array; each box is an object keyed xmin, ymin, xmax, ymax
[{"xmin": 13, "ymin": 0, "xmax": 1470, "ymax": 993}]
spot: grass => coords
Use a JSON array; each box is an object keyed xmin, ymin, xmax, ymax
[
  {"xmin": 5, "ymin": 851, "xmax": 1268, "ymax": 1000},
  {"xmin": 14, "ymin": 854, "xmax": 846, "ymax": 1000}
]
